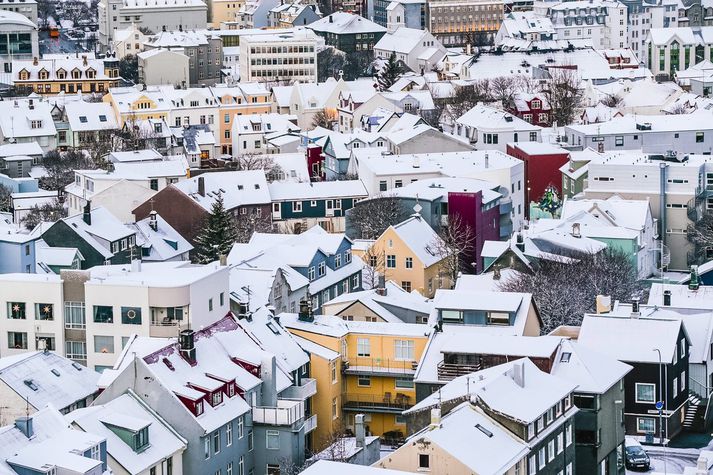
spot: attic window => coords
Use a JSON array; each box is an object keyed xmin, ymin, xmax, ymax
[
  {"xmin": 560, "ymin": 352, "xmax": 571, "ymax": 363},
  {"xmin": 79, "ymin": 116, "xmax": 88, "ymax": 123},
  {"xmin": 24, "ymin": 379, "xmax": 38, "ymax": 391},
  {"xmin": 163, "ymin": 357, "xmax": 175, "ymax": 371},
  {"xmin": 99, "ymin": 115, "xmax": 107, "ymax": 122},
  {"xmin": 238, "ymin": 185, "xmax": 244, "ymax": 190},
  {"xmin": 72, "ymin": 362, "xmax": 83, "ymax": 371},
  {"xmin": 51, "ymin": 368, "xmax": 60, "ymax": 377},
  {"xmin": 134, "ymin": 426, "xmax": 150, "ymax": 452},
  {"xmin": 475, "ymin": 424, "xmax": 493, "ymax": 438},
  {"xmin": 266, "ymin": 321, "xmax": 280, "ymax": 335},
  {"xmin": 254, "ymin": 184, "xmax": 260, "ymax": 189}
]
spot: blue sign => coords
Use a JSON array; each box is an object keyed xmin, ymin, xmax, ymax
[{"xmin": 655, "ymin": 401, "xmax": 664, "ymax": 411}]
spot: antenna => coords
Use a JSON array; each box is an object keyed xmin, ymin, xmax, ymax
[{"xmin": 25, "ymin": 396, "xmax": 29, "ymax": 418}]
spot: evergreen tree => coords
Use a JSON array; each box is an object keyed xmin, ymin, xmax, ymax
[
  {"xmin": 193, "ymin": 193, "xmax": 238, "ymax": 264},
  {"xmin": 376, "ymin": 52, "xmax": 403, "ymax": 91}
]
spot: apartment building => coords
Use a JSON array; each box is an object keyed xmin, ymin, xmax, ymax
[
  {"xmin": 628, "ymin": 0, "xmax": 678, "ymax": 58},
  {"xmin": 0, "ymin": 10, "xmax": 37, "ymax": 73},
  {"xmin": 0, "ymin": 0, "xmax": 37, "ymax": 23},
  {"xmin": 98, "ymin": 0, "xmax": 207, "ymax": 48},
  {"xmin": 427, "ymin": 0, "xmax": 503, "ymax": 47},
  {"xmin": 0, "ymin": 261, "xmax": 230, "ymax": 370},
  {"xmin": 282, "ymin": 311, "xmax": 429, "ymax": 437},
  {"xmin": 143, "ymin": 30, "xmax": 223, "ymax": 86},
  {"xmin": 238, "ymin": 28, "xmax": 319, "ymax": 83},
  {"xmin": 308, "ymin": 12, "xmax": 386, "ymax": 54},
  {"xmin": 210, "ymin": 83, "xmax": 272, "ymax": 156},
  {"xmin": 536, "ymin": 0, "xmax": 628, "ymax": 49},
  {"xmin": 645, "ymin": 26, "xmax": 713, "ymax": 80}
]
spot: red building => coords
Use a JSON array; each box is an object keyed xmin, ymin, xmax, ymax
[
  {"xmin": 506, "ymin": 143, "xmax": 570, "ymax": 219},
  {"xmin": 448, "ymin": 190, "xmax": 501, "ymax": 273},
  {"xmin": 307, "ymin": 143, "xmax": 325, "ymax": 181},
  {"xmin": 508, "ymin": 93, "xmax": 552, "ymax": 127}
]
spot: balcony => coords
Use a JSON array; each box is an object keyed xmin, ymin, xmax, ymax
[
  {"xmin": 342, "ymin": 392, "xmax": 413, "ymax": 413},
  {"xmin": 253, "ymin": 399, "xmax": 305, "ymax": 426},
  {"xmin": 499, "ymin": 198, "xmax": 512, "ymax": 215},
  {"xmin": 280, "ymin": 378, "xmax": 317, "ymax": 400},
  {"xmin": 437, "ymin": 361, "xmax": 482, "ymax": 381},
  {"xmin": 303, "ymin": 414, "xmax": 317, "ymax": 434},
  {"xmin": 342, "ymin": 357, "xmax": 417, "ymax": 376}
]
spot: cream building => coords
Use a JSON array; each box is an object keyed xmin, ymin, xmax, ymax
[{"xmin": 238, "ymin": 27, "xmax": 319, "ymax": 83}]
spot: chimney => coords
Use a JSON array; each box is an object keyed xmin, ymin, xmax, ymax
[
  {"xmin": 260, "ymin": 355, "xmax": 278, "ymax": 407},
  {"xmin": 663, "ymin": 290, "xmax": 672, "ymax": 306},
  {"xmin": 515, "ymin": 232, "xmax": 525, "ymax": 252},
  {"xmin": 82, "ymin": 201, "xmax": 92, "ymax": 225},
  {"xmin": 149, "ymin": 210, "xmax": 158, "ymax": 231},
  {"xmin": 179, "ymin": 329, "xmax": 197, "ymax": 365},
  {"xmin": 466, "ymin": 43, "xmax": 472, "ymax": 55},
  {"xmin": 219, "ymin": 254, "xmax": 227, "ymax": 266},
  {"xmin": 82, "ymin": 55, "xmax": 88, "ymax": 66},
  {"xmin": 484, "ymin": 153, "xmax": 489, "ymax": 168},
  {"xmin": 329, "ymin": 14, "xmax": 333, "ymax": 22},
  {"xmin": 595, "ymin": 295, "xmax": 611, "ymax": 314},
  {"xmin": 430, "ymin": 407, "xmax": 441, "ymax": 428},
  {"xmin": 512, "ymin": 361, "xmax": 525, "ymax": 388},
  {"xmin": 198, "ymin": 176, "xmax": 206, "ymax": 197},
  {"xmin": 631, "ymin": 298, "xmax": 640, "ymax": 318},
  {"xmin": 493, "ymin": 267, "xmax": 501, "ymax": 280},
  {"xmin": 689, "ymin": 265, "xmax": 700, "ymax": 291},
  {"xmin": 571, "ymin": 222, "xmax": 581, "ymax": 238},
  {"xmin": 355, "ymin": 414, "xmax": 366, "ymax": 447},
  {"xmin": 298, "ymin": 297, "xmax": 314, "ymax": 322},
  {"xmin": 32, "ymin": 56, "xmax": 38, "ymax": 66},
  {"xmin": 15, "ymin": 416, "xmax": 33, "ymax": 438}
]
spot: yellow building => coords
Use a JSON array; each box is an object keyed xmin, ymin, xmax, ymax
[
  {"xmin": 210, "ymin": 0, "xmax": 244, "ymax": 27},
  {"xmin": 282, "ymin": 312, "xmax": 429, "ymax": 440},
  {"xmin": 210, "ymin": 84, "xmax": 272, "ymax": 156},
  {"xmin": 13, "ymin": 56, "xmax": 120, "ymax": 95},
  {"xmin": 363, "ymin": 215, "xmax": 452, "ymax": 299}
]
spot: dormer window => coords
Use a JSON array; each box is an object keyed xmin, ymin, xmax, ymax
[
  {"xmin": 38, "ymin": 68, "xmax": 49, "ymax": 80},
  {"xmin": 134, "ymin": 426, "xmax": 149, "ymax": 451},
  {"xmin": 71, "ymin": 68, "xmax": 82, "ymax": 79},
  {"xmin": 30, "ymin": 120, "xmax": 42, "ymax": 129},
  {"xmin": 56, "ymin": 69, "xmax": 66, "ymax": 80},
  {"xmin": 18, "ymin": 69, "xmax": 29, "ymax": 80},
  {"xmin": 86, "ymin": 68, "xmax": 96, "ymax": 79},
  {"xmin": 212, "ymin": 391, "xmax": 223, "ymax": 406},
  {"xmin": 195, "ymin": 399, "xmax": 204, "ymax": 415},
  {"xmin": 531, "ymin": 99, "xmax": 541, "ymax": 109},
  {"xmin": 228, "ymin": 382, "xmax": 235, "ymax": 397}
]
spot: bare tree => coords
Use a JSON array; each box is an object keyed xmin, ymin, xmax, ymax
[
  {"xmin": 600, "ymin": 94, "xmax": 623, "ymax": 108},
  {"xmin": 235, "ymin": 211, "xmax": 273, "ymax": 243},
  {"xmin": 668, "ymin": 102, "xmax": 688, "ymax": 115},
  {"xmin": 445, "ymin": 80, "xmax": 492, "ymax": 120},
  {"xmin": 312, "ymin": 108, "xmax": 337, "ymax": 130},
  {"xmin": 39, "ymin": 149, "xmax": 97, "ymax": 191},
  {"xmin": 229, "ymin": 153, "xmax": 284, "ymax": 182},
  {"xmin": 21, "ymin": 199, "xmax": 68, "ymax": 230},
  {"xmin": 115, "ymin": 118, "xmax": 161, "ymax": 151},
  {"xmin": 361, "ymin": 244, "xmax": 385, "ymax": 289},
  {"xmin": 498, "ymin": 247, "xmax": 643, "ymax": 333},
  {"xmin": 687, "ymin": 212, "xmax": 713, "ymax": 263},
  {"xmin": 430, "ymin": 214, "xmax": 476, "ymax": 286},
  {"xmin": 347, "ymin": 195, "xmax": 408, "ymax": 240},
  {"xmin": 0, "ymin": 184, "xmax": 11, "ymax": 213},
  {"xmin": 540, "ymin": 67, "xmax": 584, "ymax": 126},
  {"xmin": 491, "ymin": 76, "xmax": 518, "ymax": 109}
]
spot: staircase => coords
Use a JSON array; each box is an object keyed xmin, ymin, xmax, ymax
[{"xmin": 683, "ymin": 392, "xmax": 707, "ymax": 432}]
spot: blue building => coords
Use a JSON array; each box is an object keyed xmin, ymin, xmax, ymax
[{"xmin": 0, "ymin": 221, "xmax": 37, "ymax": 273}]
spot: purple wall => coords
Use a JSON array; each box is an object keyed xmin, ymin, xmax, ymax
[{"xmin": 448, "ymin": 191, "xmax": 500, "ymax": 273}]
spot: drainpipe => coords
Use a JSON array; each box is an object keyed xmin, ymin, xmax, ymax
[{"xmin": 660, "ymin": 162, "xmax": 667, "ymax": 248}]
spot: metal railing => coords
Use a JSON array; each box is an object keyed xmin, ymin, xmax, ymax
[
  {"xmin": 280, "ymin": 378, "xmax": 317, "ymax": 400},
  {"xmin": 303, "ymin": 414, "xmax": 317, "ymax": 434},
  {"xmin": 342, "ymin": 392, "xmax": 413, "ymax": 412},
  {"xmin": 342, "ymin": 357, "xmax": 417, "ymax": 375},
  {"xmin": 252, "ymin": 399, "xmax": 305, "ymax": 426},
  {"xmin": 437, "ymin": 362, "xmax": 482, "ymax": 381}
]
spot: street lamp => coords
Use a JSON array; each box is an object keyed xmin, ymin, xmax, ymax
[{"xmin": 653, "ymin": 347, "xmax": 667, "ymax": 474}]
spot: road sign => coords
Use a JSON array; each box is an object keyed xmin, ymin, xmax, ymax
[{"xmin": 655, "ymin": 401, "xmax": 664, "ymax": 411}]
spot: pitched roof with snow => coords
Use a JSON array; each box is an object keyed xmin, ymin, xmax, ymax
[
  {"xmin": 173, "ymin": 170, "xmax": 271, "ymax": 211},
  {"xmin": 308, "ymin": 12, "xmax": 385, "ymax": 35},
  {"xmin": 388, "ymin": 214, "xmax": 444, "ymax": 267}
]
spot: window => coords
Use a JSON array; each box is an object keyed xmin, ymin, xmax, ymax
[
  {"xmin": 220, "ymin": 292, "xmax": 225, "ymax": 307},
  {"xmin": 335, "ymin": 253, "xmax": 342, "ymax": 268},
  {"xmin": 538, "ymin": 447, "xmax": 546, "ymax": 468},
  {"xmin": 528, "ymin": 455, "xmax": 536, "ymax": 475},
  {"xmin": 345, "ymin": 249, "xmax": 352, "ymax": 263},
  {"xmin": 548, "ymin": 440, "xmax": 555, "ymax": 461},
  {"xmin": 209, "ymin": 298, "xmax": 214, "ymax": 311},
  {"xmin": 395, "ymin": 378, "xmax": 414, "ymax": 388},
  {"xmin": 34, "ymin": 302, "xmax": 53, "ymax": 321},
  {"xmin": 93, "ymin": 305, "xmax": 114, "ymax": 323},
  {"xmin": 308, "ymin": 267, "xmax": 315, "ymax": 280},
  {"xmin": 557, "ymin": 432, "xmax": 564, "ymax": 454},
  {"xmin": 418, "ymin": 454, "xmax": 430, "ymax": 469},
  {"xmin": 65, "ymin": 340, "xmax": 86, "ymax": 360},
  {"xmin": 292, "ymin": 201, "xmax": 303, "ymax": 212},
  {"xmin": 248, "ymin": 430, "xmax": 253, "ymax": 451},
  {"xmin": 267, "ymin": 465, "xmax": 280, "ymax": 475},
  {"xmin": 357, "ymin": 338, "xmax": 370, "ymax": 356},
  {"xmin": 637, "ymin": 417, "xmax": 655, "ymax": 433},
  {"xmin": 394, "ymin": 340, "xmax": 414, "ymax": 360},
  {"xmin": 405, "ymin": 257, "xmax": 413, "ymax": 268},
  {"xmin": 121, "ymin": 307, "xmax": 142, "ymax": 324},
  {"xmin": 386, "ymin": 255, "xmax": 396, "ymax": 268},
  {"xmin": 682, "ymin": 370, "xmax": 687, "ymax": 391},
  {"xmin": 8, "ymin": 332, "xmax": 27, "ymax": 349},
  {"xmin": 635, "ymin": 383, "xmax": 656, "ymax": 403},
  {"xmin": 330, "ymin": 360, "xmax": 337, "ymax": 383},
  {"xmin": 227, "ymin": 463, "xmax": 233, "ymax": 475},
  {"xmin": 227, "ymin": 421, "xmax": 233, "ymax": 446},
  {"xmin": 566, "ymin": 424, "xmax": 573, "ymax": 446},
  {"xmin": 134, "ymin": 427, "xmax": 149, "ymax": 451},
  {"xmin": 204, "ymin": 437, "xmax": 210, "ymax": 459},
  {"xmin": 239, "ymin": 457, "xmax": 244, "ymax": 475},
  {"xmin": 332, "ymin": 397, "xmax": 338, "ymax": 419},
  {"xmin": 697, "ymin": 132, "xmax": 705, "ymax": 143},
  {"xmin": 94, "ymin": 336, "xmax": 114, "ymax": 354},
  {"xmin": 266, "ymin": 430, "xmax": 280, "ymax": 449},
  {"xmin": 358, "ymin": 375, "xmax": 371, "ymax": 386},
  {"xmin": 487, "ymin": 312, "xmax": 510, "ymax": 325},
  {"xmin": 681, "ymin": 338, "xmax": 686, "ymax": 357},
  {"xmin": 318, "ymin": 262, "xmax": 326, "ymax": 277},
  {"xmin": 8, "ymin": 302, "xmax": 26, "ymax": 319}
]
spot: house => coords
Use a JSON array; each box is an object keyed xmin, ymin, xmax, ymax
[
  {"xmin": 539, "ymin": 0, "xmax": 628, "ymax": 49},
  {"xmin": 286, "ymin": 78, "xmax": 375, "ymax": 130},
  {"xmin": 0, "ymin": 221, "xmax": 38, "ymax": 273},
  {"xmin": 231, "ymin": 113, "xmax": 300, "ymax": 155},
  {"xmin": 559, "ymin": 148, "xmax": 604, "ymax": 199},
  {"xmin": 310, "ymin": 415, "xmax": 381, "ymax": 464},
  {"xmin": 373, "ymin": 27, "xmax": 446, "ymax": 74},
  {"xmin": 507, "ymin": 93, "xmax": 552, "ymax": 127},
  {"xmin": 0, "ymin": 99, "xmax": 57, "ymax": 152},
  {"xmin": 137, "ymin": 48, "xmax": 191, "ymax": 89},
  {"xmin": 13, "ymin": 54, "xmax": 120, "ymax": 95},
  {"xmin": 495, "ymin": 11, "xmax": 557, "ymax": 47},
  {"xmin": 338, "ymin": 90, "xmax": 437, "ymax": 133},
  {"xmin": 365, "ymin": 214, "xmax": 451, "ymax": 298},
  {"xmin": 210, "ymin": 83, "xmax": 273, "ymax": 156},
  {"xmin": 268, "ymin": 2, "xmax": 321, "ymax": 28},
  {"xmin": 0, "ymin": 351, "xmax": 100, "ymax": 422},
  {"xmin": 0, "ymin": 406, "xmax": 109, "ymax": 475},
  {"xmin": 62, "ymin": 101, "xmax": 120, "ymax": 149},
  {"xmin": 133, "ymin": 171, "xmax": 271, "ymax": 244},
  {"xmin": 128, "ymin": 211, "xmax": 193, "ymax": 262},
  {"xmin": 42, "ymin": 204, "xmax": 138, "ymax": 269},
  {"xmin": 35, "ymin": 240, "xmax": 85, "ymax": 274},
  {"xmin": 0, "ymin": 10, "xmax": 38, "ymax": 74},
  {"xmin": 386, "ymin": 124, "xmax": 474, "ymax": 155},
  {"xmin": 645, "ymin": 27, "xmax": 713, "ymax": 80},
  {"xmin": 449, "ymin": 103, "xmax": 542, "ymax": 152},
  {"xmin": 308, "ymin": 12, "xmax": 386, "ymax": 55},
  {"xmin": 578, "ymin": 311, "xmax": 690, "ymax": 441},
  {"xmin": 68, "ymin": 391, "xmax": 188, "ymax": 475},
  {"xmin": 268, "ymin": 180, "xmax": 368, "ymax": 233},
  {"xmin": 111, "ymin": 24, "xmax": 147, "ymax": 58},
  {"xmin": 385, "ymin": 0, "xmax": 428, "ymax": 32},
  {"xmin": 385, "ymin": 359, "xmax": 578, "ymax": 475},
  {"xmin": 281, "ymin": 311, "xmax": 429, "ymax": 438},
  {"xmin": 321, "ymin": 280, "xmax": 432, "ymax": 324}
]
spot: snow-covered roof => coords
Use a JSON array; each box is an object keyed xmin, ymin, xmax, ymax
[
  {"xmin": 386, "ymin": 176, "xmax": 501, "ymax": 203},
  {"xmin": 65, "ymin": 101, "xmax": 119, "ymax": 132},
  {"xmin": 0, "ymin": 100, "xmax": 56, "ymax": 139},
  {"xmin": 280, "ymin": 312, "xmax": 428, "ymax": 338},
  {"xmin": 308, "ymin": 11, "xmax": 385, "ymax": 35},
  {"xmin": 457, "ymin": 103, "xmax": 540, "ymax": 132},
  {"xmin": 323, "ymin": 280, "xmax": 432, "ymax": 322},
  {"xmin": 0, "ymin": 351, "xmax": 99, "ymax": 412},
  {"xmin": 59, "ymin": 207, "xmax": 135, "ymax": 257},
  {"xmin": 69, "ymin": 392, "xmax": 186, "ymax": 475},
  {"xmin": 374, "ymin": 27, "xmax": 429, "ymax": 54},
  {"xmin": 388, "ymin": 214, "xmax": 444, "ymax": 268},
  {"xmin": 303, "ymin": 461, "xmax": 414, "ymax": 475},
  {"xmin": 649, "ymin": 26, "xmax": 713, "ymax": 46},
  {"xmin": 173, "ymin": 170, "xmax": 271, "ymax": 212},
  {"xmin": 128, "ymin": 213, "xmax": 193, "ymax": 262},
  {"xmin": 267, "ymin": 179, "xmax": 367, "ymax": 201},
  {"xmin": 292, "ymin": 335, "xmax": 340, "ymax": 360},
  {"xmin": 648, "ymin": 282, "xmax": 713, "ymax": 310},
  {"xmin": 551, "ymin": 339, "xmax": 632, "ymax": 394}
]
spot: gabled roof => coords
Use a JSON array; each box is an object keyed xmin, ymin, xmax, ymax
[
  {"xmin": 308, "ymin": 11, "xmax": 385, "ymax": 35},
  {"xmin": 172, "ymin": 170, "xmax": 271, "ymax": 211},
  {"xmin": 387, "ymin": 214, "xmax": 444, "ymax": 267},
  {"xmin": 324, "ymin": 280, "xmax": 432, "ymax": 322},
  {"xmin": 129, "ymin": 213, "xmax": 193, "ymax": 261},
  {"xmin": 58, "ymin": 207, "xmax": 135, "ymax": 257}
]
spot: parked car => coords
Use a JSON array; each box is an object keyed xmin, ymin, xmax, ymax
[{"xmin": 625, "ymin": 437, "xmax": 650, "ymax": 471}]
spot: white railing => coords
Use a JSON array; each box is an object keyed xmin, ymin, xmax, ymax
[
  {"xmin": 280, "ymin": 378, "xmax": 317, "ymax": 400},
  {"xmin": 252, "ymin": 399, "xmax": 304, "ymax": 426},
  {"xmin": 303, "ymin": 414, "xmax": 317, "ymax": 434}
]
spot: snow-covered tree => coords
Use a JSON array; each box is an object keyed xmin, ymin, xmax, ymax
[
  {"xmin": 193, "ymin": 193, "xmax": 238, "ymax": 263},
  {"xmin": 376, "ymin": 52, "xmax": 403, "ymax": 91}
]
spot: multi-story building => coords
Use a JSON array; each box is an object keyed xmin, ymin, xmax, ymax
[
  {"xmin": 210, "ymin": 83, "xmax": 272, "ymax": 156},
  {"xmin": 536, "ymin": 0, "xmax": 628, "ymax": 49},
  {"xmin": 282, "ymin": 311, "xmax": 429, "ymax": 437},
  {"xmin": 676, "ymin": 0, "xmax": 713, "ymax": 27},
  {"xmin": 308, "ymin": 12, "xmax": 386, "ymax": 54},
  {"xmin": 628, "ymin": 0, "xmax": 678, "ymax": 58},
  {"xmin": 137, "ymin": 47, "xmax": 191, "ymax": 88},
  {"xmin": 373, "ymin": 27, "xmax": 446, "ymax": 74},
  {"xmin": 449, "ymin": 103, "xmax": 542, "ymax": 153},
  {"xmin": 231, "ymin": 112, "xmax": 300, "ymax": 155},
  {"xmin": 111, "ymin": 24, "xmax": 147, "ymax": 58},
  {"xmin": 0, "ymin": 0, "xmax": 37, "ymax": 23},
  {"xmin": 13, "ymin": 54, "xmax": 120, "ymax": 95},
  {"xmin": 0, "ymin": 10, "xmax": 37, "ymax": 74},
  {"xmin": 238, "ymin": 27, "xmax": 319, "ymax": 83},
  {"xmin": 645, "ymin": 26, "xmax": 713, "ymax": 80},
  {"xmin": 98, "ymin": 0, "xmax": 207, "ymax": 49},
  {"xmin": 427, "ymin": 0, "xmax": 503, "ymax": 47},
  {"xmin": 0, "ymin": 260, "xmax": 230, "ymax": 369},
  {"xmin": 385, "ymin": 0, "xmax": 428, "ymax": 31},
  {"xmin": 143, "ymin": 30, "xmax": 223, "ymax": 86},
  {"xmin": 268, "ymin": 2, "xmax": 321, "ymax": 28}
]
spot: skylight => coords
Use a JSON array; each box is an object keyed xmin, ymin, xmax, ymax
[
  {"xmin": 475, "ymin": 424, "xmax": 493, "ymax": 438},
  {"xmin": 560, "ymin": 352, "xmax": 571, "ymax": 363}
]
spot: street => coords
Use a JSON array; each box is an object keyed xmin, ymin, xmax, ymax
[{"xmin": 627, "ymin": 447, "xmax": 700, "ymax": 474}]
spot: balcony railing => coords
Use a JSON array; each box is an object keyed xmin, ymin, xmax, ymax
[
  {"xmin": 343, "ymin": 357, "xmax": 417, "ymax": 376},
  {"xmin": 303, "ymin": 414, "xmax": 317, "ymax": 434},
  {"xmin": 342, "ymin": 392, "xmax": 413, "ymax": 413},
  {"xmin": 280, "ymin": 378, "xmax": 317, "ymax": 400},
  {"xmin": 437, "ymin": 361, "xmax": 482, "ymax": 381},
  {"xmin": 253, "ymin": 399, "xmax": 305, "ymax": 426}
]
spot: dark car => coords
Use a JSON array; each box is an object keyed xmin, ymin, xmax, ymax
[{"xmin": 625, "ymin": 443, "xmax": 650, "ymax": 471}]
